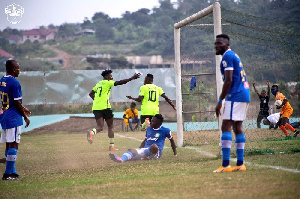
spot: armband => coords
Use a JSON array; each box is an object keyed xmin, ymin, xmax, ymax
[{"xmin": 218, "ymin": 99, "xmax": 222, "ymax": 104}]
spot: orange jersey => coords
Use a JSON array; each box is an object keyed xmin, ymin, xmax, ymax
[{"xmin": 275, "ymin": 92, "xmax": 293, "ymax": 118}]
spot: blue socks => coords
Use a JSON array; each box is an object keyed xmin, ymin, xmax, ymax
[
  {"xmin": 121, "ymin": 151, "xmax": 133, "ymax": 162},
  {"xmin": 235, "ymin": 134, "xmax": 246, "ymax": 166},
  {"xmin": 5, "ymin": 148, "xmax": 18, "ymax": 175},
  {"xmin": 221, "ymin": 132, "xmax": 232, "ymax": 167}
]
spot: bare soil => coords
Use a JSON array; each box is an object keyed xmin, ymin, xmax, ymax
[{"xmin": 23, "ymin": 117, "xmax": 125, "ymax": 135}]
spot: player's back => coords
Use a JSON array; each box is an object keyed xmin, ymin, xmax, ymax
[{"xmin": 140, "ymin": 84, "xmax": 163, "ymax": 115}]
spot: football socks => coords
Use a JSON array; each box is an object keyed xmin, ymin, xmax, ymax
[
  {"xmin": 221, "ymin": 132, "xmax": 232, "ymax": 167},
  {"xmin": 235, "ymin": 133, "xmax": 246, "ymax": 166}
]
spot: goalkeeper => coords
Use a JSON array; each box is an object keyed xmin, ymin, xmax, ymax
[
  {"xmin": 109, "ymin": 114, "xmax": 177, "ymax": 163},
  {"xmin": 271, "ymin": 84, "xmax": 299, "ymax": 137}
]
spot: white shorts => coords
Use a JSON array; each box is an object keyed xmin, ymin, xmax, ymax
[
  {"xmin": 0, "ymin": 126, "xmax": 22, "ymax": 143},
  {"xmin": 223, "ymin": 101, "xmax": 249, "ymax": 121}
]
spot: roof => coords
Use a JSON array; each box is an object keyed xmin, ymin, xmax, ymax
[
  {"xmin": 8, "ymin": 35, "xmax": 22, "ymax": 41},
  {"xmin": 23, "ymin": 29, "xmax": 57, "ymax": 36},
  {"xmin": 0, "ymin": 49, "xmax": 14, "ymax": 58}
]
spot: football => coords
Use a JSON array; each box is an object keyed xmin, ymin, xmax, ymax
[{"xmin": 274, "ymin": 99, "xmax": 282, "ymax": 106}]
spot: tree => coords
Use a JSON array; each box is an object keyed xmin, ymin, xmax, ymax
[{"xmin": 94, "ymin": 18, "xmax": 114, "ymax": 42}]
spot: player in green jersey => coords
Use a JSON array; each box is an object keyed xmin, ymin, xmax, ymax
[
  {"xmin": 126, "ymin": 73, "xmax": 176, "ymax": 125},
  {"xmin": 87, "ymin": 70, "xmax": 141, "ymax": 151}
]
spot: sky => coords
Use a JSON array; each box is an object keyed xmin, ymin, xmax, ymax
[{"xmin": 0, "ymin": 0, "xmax": 164, "ymax": 30}]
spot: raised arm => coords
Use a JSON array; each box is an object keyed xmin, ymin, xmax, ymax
[
  {"xmin": 114, "ymin": 73, "xmax": 141, "ymax": 86},
  {"xmin": 266, "ymin": 80, "xmax": 270, "ymax": 97},
  {"xmin": 252, "ymin": 81, "xmax": 260, "ymax": 96}
]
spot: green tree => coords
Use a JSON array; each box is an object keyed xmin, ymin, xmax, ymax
[{"xmin": 94, "ymin": 18, "xmax": 114, "ymax": 42}]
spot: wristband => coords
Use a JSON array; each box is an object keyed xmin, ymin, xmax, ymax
[{"xmin": 218, "ymin": 99, "xmax": 222, "ymax": 103}]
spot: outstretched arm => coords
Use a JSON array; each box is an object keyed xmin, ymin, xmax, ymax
[
  {"xmin": 161, "ymin": 93, "xmax": 176, "ymax": 110},
  {"xmin": 126, "ymin": 95, "xmax": 143, "ymax": 102},
  {"xmin": 114, "ymin": 73, "xmax": 141, "ymax": 86}
]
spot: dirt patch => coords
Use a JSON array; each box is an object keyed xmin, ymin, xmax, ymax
[{"xmin": 24, "ymin": 117, "xmax": 126, "ymax": 135}]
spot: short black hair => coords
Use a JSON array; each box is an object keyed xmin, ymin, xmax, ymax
[
  {"xmin": 154, "ymin": 114, "xmax": 164, "ymax": 123},
  {"xmin": 272, "ymin": 84, "xmax": 278, "ymax": 89},
  {"xmin": 261, "ymin": 90, "xmax": 266, "ymax": 93},
  {"xmin": 131, "ymin": 102, "xmax": 136, "ymax": 107},
  {"xmin": 101, "ymin": 69, "xmax": 112, "ymax": 77},
  {"xmin": 146, "ymin": 74, "xmax": 154, "ymax": 79},
  {"xmin": 6, "ymin": 59, "xmax": 18, "ymax": 73},
  {"xmin": 216, "ymin": 34, "xmax": 230, "ymax": 41}
]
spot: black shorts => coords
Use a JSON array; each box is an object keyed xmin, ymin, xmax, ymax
[{"xmin": 93, "ymin": 109, "xmax": 114, "ymax": 120}]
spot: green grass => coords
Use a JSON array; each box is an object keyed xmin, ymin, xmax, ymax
[{"xmin": 0, "ymin": 132, "xmax": 299, "ymax": 199}]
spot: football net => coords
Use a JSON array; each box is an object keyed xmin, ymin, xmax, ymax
[{"xmin": 174, "ymin": 2, "xmax": 300, "ymax": 157}]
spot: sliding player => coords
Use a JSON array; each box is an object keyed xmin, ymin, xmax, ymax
[{"xmin": 109, "ymin": 114, "xmax": 177, "ymax": 162}]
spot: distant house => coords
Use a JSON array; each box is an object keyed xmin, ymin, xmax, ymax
[
  {"xmin": 0, "ymin": 49, "xmax": 14, "ymax": 70},
  {"xmin": 0, "ymin": 49, "xmax": 14, "ymax": 58},
  {"xmin": 8, "ymin": 35, "xmax": 22, "ymax": 44},
  {"xmin": 22, "ymin": 28, "xmax": 57, "ymax": 43}
]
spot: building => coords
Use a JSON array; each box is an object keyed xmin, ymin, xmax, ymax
[
  {"xmin": 22, "ymin": 28, "xmax": 57, "ymax": 43},
  {"xmin": 8, "ymin": 35, "xmax": 23, "ymax": 44},
  {"xmin": 0, "ymin": 49, "xmax": 14, "ymax": 70}
]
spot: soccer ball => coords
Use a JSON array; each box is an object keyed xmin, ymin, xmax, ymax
[{"xmin": 274, "ymin": 100, "xmax": 282, "ymax": 106}]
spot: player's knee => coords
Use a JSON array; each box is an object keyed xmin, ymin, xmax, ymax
[
  {"xmin": 128, "ymin": 148, "xmax": 138, "ymax": 156},
  {"xmin": 149, "ymin": 144, "xmax": 159, "ymax": 154}
]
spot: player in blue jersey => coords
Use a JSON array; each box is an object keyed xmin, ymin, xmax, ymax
[
  {"xmin": 109, "ymin": 114, "xmax": 177, "ymax": 163},
  {"xmin": 0, "ymin": 60, "xmax": 31, "ymax": 180},
  {"xmin": 214, "ymin": 34, "xmax": 250, "ymax": 173}
]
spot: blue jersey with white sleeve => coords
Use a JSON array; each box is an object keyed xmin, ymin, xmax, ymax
[
  {"xmin": 144, "ymin": 126, "xmax": 173, "ymax": 158},
  {"xmin": 220, "ymin": 49, "xmax": 250, "ymax": 102},
  {"xmin": 0, "ymin": 75, "xmax": 23, "ymax": 129}
]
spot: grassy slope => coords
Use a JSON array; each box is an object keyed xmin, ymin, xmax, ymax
[{"xmin": 0, "ymin": 132, "xmax": 299, "ymax": 199}]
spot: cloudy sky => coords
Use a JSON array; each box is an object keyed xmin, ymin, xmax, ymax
[{"xmin": 0, "ymin": 0, "xmax": 166, "ymax": 30}]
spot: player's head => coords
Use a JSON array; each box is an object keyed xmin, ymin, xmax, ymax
[
  {"xmin": 144, "ymin": 73, "xmax": 153, "ymax": 85},
  {"xmin": 215, "ymin": 34, "xmax": 230, "ymax": 55},
  {"xmin": 271, "ymin": 84, "xmax": 278, "ymax": 96},
  {"xmin": 101, "ymin": 69, "xmax": 113, "ymax": 80},
  {"xmin": 6, "ymin": 59, "xmax": 20, "ymax": 77},
  {"xmin": 130, "ymin": 102, "xmax": 136, "ymax": 108},
  {"xmin": 150, "ymin": 114, "xmax": 163, "ymax": 128},
  {"xmin": 261, "ymin": 90, "xmax": 266, "ymax": 97}
]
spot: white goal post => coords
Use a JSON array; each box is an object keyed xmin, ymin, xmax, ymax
[{"xmin": 174, "ymin": 2, "xmax": 223, "ymax": 147}]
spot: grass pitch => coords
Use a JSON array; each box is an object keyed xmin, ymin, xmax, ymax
[{"xmin": 0, "ymin": 131, "xmax": 299, "ymax": 199}]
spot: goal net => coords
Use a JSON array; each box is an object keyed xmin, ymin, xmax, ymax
[{"xmin": 174, "ymin": 2, "xmax": 300, "ymax": 157}]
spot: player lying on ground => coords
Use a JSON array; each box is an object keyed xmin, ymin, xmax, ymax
[{"xmin": 109, "ymin": 114, "xmax": 177, "ymax": 163}]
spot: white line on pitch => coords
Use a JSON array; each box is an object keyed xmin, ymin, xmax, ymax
[{"xmin": 116, "ymin": 134, "xmax": 300, "ymax": 174}]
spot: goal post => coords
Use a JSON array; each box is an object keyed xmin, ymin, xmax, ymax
[{"xmin": 174, "ymin": 2, "xmax": 223, "ymax": 147}]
